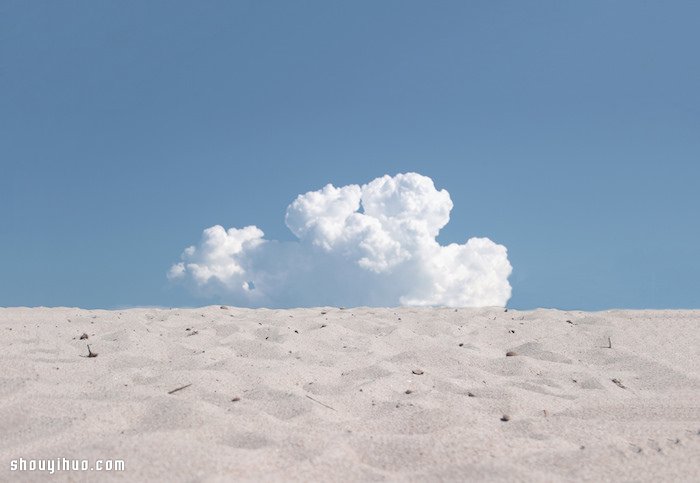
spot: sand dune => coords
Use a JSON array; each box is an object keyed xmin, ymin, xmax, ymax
[{"xmin": 1, "ymin": 306, "xmax": 698, "ymax": 481}]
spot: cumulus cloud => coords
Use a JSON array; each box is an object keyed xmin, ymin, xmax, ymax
[{"xmin": 169, "ymin": 173, "xmax": 512, "ymax": 307}]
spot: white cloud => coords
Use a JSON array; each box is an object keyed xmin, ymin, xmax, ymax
[{"xmin": 169, "ymin": 172, "xmax": 512, "ymax": 307}]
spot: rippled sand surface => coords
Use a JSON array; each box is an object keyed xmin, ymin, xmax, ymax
[{"xmin": 1, "ymin": 306, "xmax": 698, "ymax": 481}]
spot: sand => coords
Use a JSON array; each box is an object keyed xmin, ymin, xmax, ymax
[{"xmin": 0, "ymin": 306, "xmax": 698, "ymax": 482}]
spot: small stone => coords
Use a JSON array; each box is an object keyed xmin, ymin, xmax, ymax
[
  {"xmin": 467, "ymin": 392, "xmax": 475, "ymax": 397},
  {"xmin": 231, "ymin": 397, "xmax": 240, "ymax": 402},
  {"xmin": 506, "ymin": 351, "xmax": 517, "ymax": 357},
  {"xmin": 79, "ymin": 333, "xmax": 88, "ymax": 340},
  {"xmin": 459, "ymin": 343, "xmax": 464, "ymax": 347},
  {"xmin": 412, "ymin": 369, "xmax": 424, "ymax": 375},
  {"xmin": 405, "ymin": 389, "xmax": 413, "ymax": 394},
  {"xmin": 500, "ymin": 415, "xmax": 510, "ymax": 422}
]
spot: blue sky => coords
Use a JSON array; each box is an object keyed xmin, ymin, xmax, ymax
[{"xmin": 1, "ymin": 0, "xmax": 698, "ymax": 309}]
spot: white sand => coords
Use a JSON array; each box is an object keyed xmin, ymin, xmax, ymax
[{"xmin": 0, "ymin": 306, "xmax": 698, "ymax": 482}]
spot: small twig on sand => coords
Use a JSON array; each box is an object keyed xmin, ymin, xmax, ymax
[
  {"xmin": 168, "ymin": 383, "xmax": 193, "ymax": 395},
  {"xmin": 612, "ymin": 378, "xmax": 626, "ymax": 389},
  {"xmin": 305, "ymin": 394, "xmax": 336, "ymax": 411},
  {"xmin": 80, "ymin": 344, "xmax": 98, "ymax": 358},
  {"xmin": 607, "ymin": 337, "xmax": 612, "ymax": 349}
]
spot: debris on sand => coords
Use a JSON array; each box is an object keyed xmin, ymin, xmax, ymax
[
  {"xmin": 305, "ymin": 394, "xmax": 336, "ymax": 411},
  {"xmin": 612, "ymin": 378, "xmax": 626, "ymax": 389},
  {"xmin": 82, "ymin": 345, "xmax": 98, "ymax": 358},
  {"xmin": 168, "ymin": 383, "xmax": 193, "ymax": 395}
]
